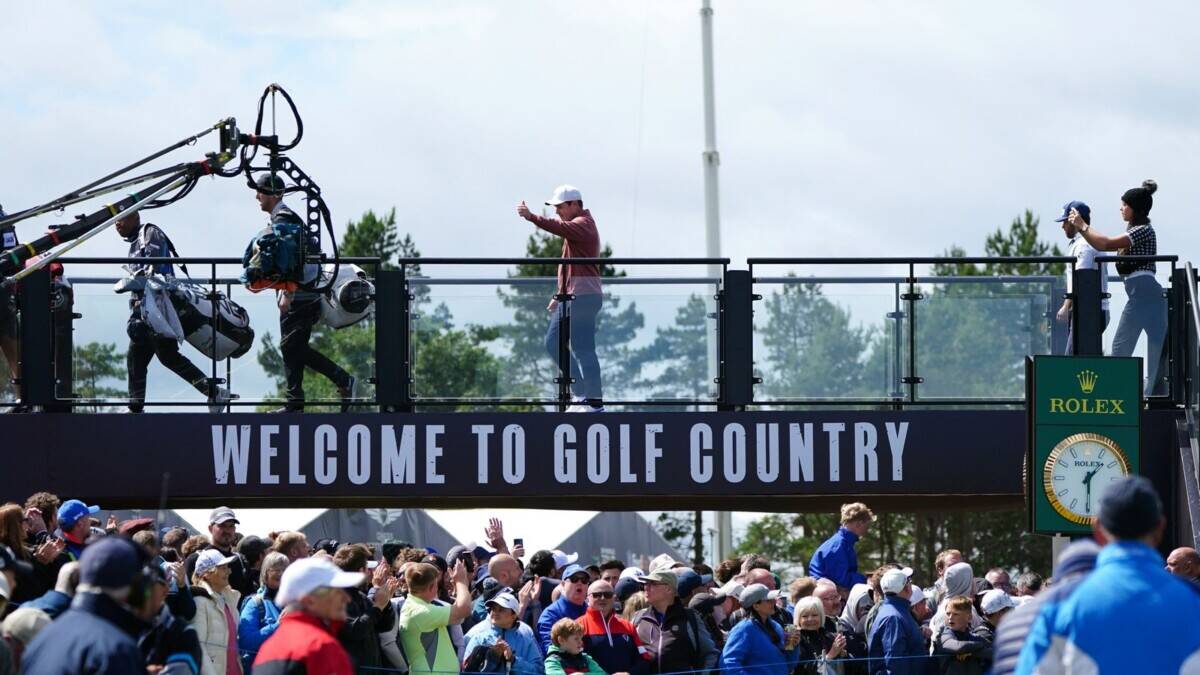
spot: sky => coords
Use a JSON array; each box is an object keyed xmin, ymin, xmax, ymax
[
  {"xmin": 4, "ymin": 1, "xmax": 1199, "ymax": 268},
  {"xmin": 5, "ymin": 1, "xmax": 1195, "ymax": 551}
]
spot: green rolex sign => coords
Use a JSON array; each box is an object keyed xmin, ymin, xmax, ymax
[{"xmin": 1027, "ymin": 356, "xmax": 1142, "ymax": 535}]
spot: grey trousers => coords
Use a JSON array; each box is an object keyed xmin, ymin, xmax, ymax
[{"xmin": 1111, "ymin": 275, "xmax": 1168, "ymax": 396}]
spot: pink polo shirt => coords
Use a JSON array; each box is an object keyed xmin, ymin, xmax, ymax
[{"xmin": 528, "ymin": 209, "xmax": 602, "ymax": 296}]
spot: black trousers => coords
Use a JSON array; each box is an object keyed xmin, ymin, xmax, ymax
[
  {"xmin": 280, "ymin": 295, "xmax": 350, "ymax": 410},
  {"xmin": 127, "ymin": 335, "xmax": 209, "ymax": 412}
]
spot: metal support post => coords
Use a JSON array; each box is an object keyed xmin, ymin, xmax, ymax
[
  {"xmin": 375, "ymin": 269, "xmax": 411, "ymax": 412},
  {"xmin": 18, "ymin": 269, "xmax": 54, "ymax": 410},
  {"xmin": 719, "ymin": 269, "xmax": 754, "ymax": 410},
  {"xmin": 1169, "ymin": 267, "xmax": 1189, "ymax": 404},
  {"xmin": 555, "ymin": 293, "xmax": 574, "ymax": 411},
  {"xmin": 1071, "ymin": 268, "xmax": 1104, "ymax": 356}
]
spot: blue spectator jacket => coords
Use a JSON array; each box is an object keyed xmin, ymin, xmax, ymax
[
  {"xmin": 22, "ymin": 592, "xmax": 148, "ymax": 675},
  {"xmin": 867, "ymin": 595, "xmax": 926, "ymax": 675},
  {"xmin": 719, "ymin": 615, "xmax": 799, "ymax": 675},
  {"xmin": 1017, "ymin": 541, "xmax": 1200, "ymax": 674},
  {"xmin": 463, "ymin": 618, "xmax": 544, "ymax": 675},
  {"xmin": 537, "ymin": 596, "xmax": 587, "ymax": 655},
  {"xmin": 809, "ymin": 527, "xmax": 867, "ymax": 589}
]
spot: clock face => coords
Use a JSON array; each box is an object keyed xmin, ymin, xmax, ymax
[{"xmin": 1043, "ymin": 433, "xmax": 1131, "ymax": 525}]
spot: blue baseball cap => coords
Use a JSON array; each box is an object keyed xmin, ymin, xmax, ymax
[
  {"xmin": 676, "ymin": 569, "xmax": 714, "ymax": 598},
  {"xmin": 79, "ymin": 537, "xmax": 145, "ymax": 589},
  {"xmin": 57, "ymin": 500, "xmax": 100, "ymax": 530},
  {"xmin": 1055, "ymin": 200, "xmax": 1090, "ymax": 223}
]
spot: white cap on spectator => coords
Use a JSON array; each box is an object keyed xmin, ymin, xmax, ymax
[
  {"xmin": 194, "ymin": 550, "xmax": 238, "ymax": 579},
  {"xmin": 649, "ymin": 553, "xmax": 677, "ymax": 572},
  {"xmin": 980, "ymin": 589, "xmax": 1015, "ymax": 615},
  {"xmin": 619, "ymin": 566, "xmax": 645, "ymax": 580},
  {"xmin": 277, "ymin": 558, "xmax": 365, "ymax": 607},
  {"xmin": 552, "ymin": 550, "xmax": 579, "ymax": 569},
  {"xmin": 545, "ymin": 185, "xmax": 582, "ymax": 206},
  {"xmin": 2, "ymin": 607, "xmax": 51, "ymax": 646},
  {"xmin": 486, "ymin": 592, "xmax": 520, "ymax": 613},
  {"xmin": 909, "ymin": 584, "xmax": 926, "ymax": 605},
  {"xmin": 716, "ymin": 580, "xmax": 745, "ymax": 600},
  {"xmin": 880, "ymin": 568, "xmax": 912, "ymax": 595}
]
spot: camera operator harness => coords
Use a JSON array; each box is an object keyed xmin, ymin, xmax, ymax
[{"xmin": 0, "ymin": 84, "xmax": 340, "ymax": 292}]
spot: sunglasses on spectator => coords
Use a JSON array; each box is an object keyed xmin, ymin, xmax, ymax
[
  {"xmin": 590, "ymin": 591, "xmax": 615, "ymax": 599},
  {"xmin": 568, "ymin": 574, "xmax": 591, "ymax": 583}
]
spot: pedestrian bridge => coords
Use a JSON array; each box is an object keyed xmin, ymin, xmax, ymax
[{"xmin": 1, "ymin": 256, "xmax": 1197, "ymax": 546}]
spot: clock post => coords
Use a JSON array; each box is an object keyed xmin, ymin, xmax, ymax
[{"xmin": 1027, "ymin": 356, "xmax": 1142, "ymax": 536}]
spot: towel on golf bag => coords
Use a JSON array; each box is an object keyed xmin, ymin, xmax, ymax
[{"xmin": 121, "ymin": 275, "xmax": 255, "ymax": 359}]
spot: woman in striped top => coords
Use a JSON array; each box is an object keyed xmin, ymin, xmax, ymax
[{"xmin": 1069, "ymin": 179, "xmax": 1168, "ymax": 395}]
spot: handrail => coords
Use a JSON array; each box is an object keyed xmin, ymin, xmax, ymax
[
  {"xmin": 748, "ymin": 256, "xmax": 1076, "ymax": 265},
  {"xmin": 1186, "ymin": 263, "xmax": 1200, "ymax": 342}
]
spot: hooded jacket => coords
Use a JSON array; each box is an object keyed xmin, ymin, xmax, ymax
[
  {"xmin": 237, "ymin": 585, "xmax": 282, "ymax": 672},
  {"xmin": 719, "ymin": 614, "xmax": 799, "ymax": 675},
  {"xmin": 579, "ymin": 606, "xmax": 651, "ymax": 675},
  {"xmin": 1017, "ymin": 541, "xmax": 1200, "ymax": 674},
  {"xmin": 928, "ymin": 563, "xmax": 981, "ymax": 641},
  {"xmin": 22, "ymin": 591, "xmax": 149, "ymax": 675}
]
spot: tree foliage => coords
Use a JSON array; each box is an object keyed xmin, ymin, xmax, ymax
[{"xmin": 73, "ymin": 341, "xmax": 127, "ymax": 413}]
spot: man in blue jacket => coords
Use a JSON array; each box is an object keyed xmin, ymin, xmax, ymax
[
  {"xmin": 536, "ymin": 563, "xmax": 591, "ymax": 654},
  {"xmin": 810, "ymin": 502, "xmax": 874, "ymax": 594},
  {"xmin": 867, "ymin": 568, "xmax": 926, "ymax": 675},
  {"xmin": 22, "ymin": 537, "xmax": 151, "ymax": 675},
  {"xmin": 1017, "ymin": 476, "xmax": 1200, "ymax": 673}
]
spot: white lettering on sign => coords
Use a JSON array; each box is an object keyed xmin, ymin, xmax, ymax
[{"xmin": 205, "ymin": 420, "xmax": 913, "ymax": 489}]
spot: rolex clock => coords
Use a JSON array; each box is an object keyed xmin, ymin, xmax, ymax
[{"xmin": 1042, "ymin": 432, "xmax": 1132, "ymax": 525}]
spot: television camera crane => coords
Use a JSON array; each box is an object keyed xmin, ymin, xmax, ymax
[{"xmin": 0, "ymin": 84, "xmax": 339, "ymax": 289}]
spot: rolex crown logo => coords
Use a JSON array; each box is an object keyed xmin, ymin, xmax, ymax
[{"xmin": 1077, "ymin": 369, "xmax": 1098, "ymax": 394}]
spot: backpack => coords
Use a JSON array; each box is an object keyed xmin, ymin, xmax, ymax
[{"xmin": 240, "ymin": 219, "xmax": 307, "ymax": 292}]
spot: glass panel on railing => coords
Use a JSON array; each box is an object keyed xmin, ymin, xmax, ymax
[
  {"xmin": 1102, "ymin": 270, "xmax": 1173, "ymax": 397},
  {"xmin": 409, "ymin": 278, "xmax": 558, "ymax": 403},
  {"xmin": 579, "ymin": 281, "xmax": 721, "ymax": 409},
  {"xmin": 915, "ymin": 278, "xmax": 1056, "ymax": 399},
  {"xmin": 752, "ymin": 279, "xmax": 904, "ymax": 400}
]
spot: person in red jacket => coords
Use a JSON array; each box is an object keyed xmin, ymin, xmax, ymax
[
  {"xmin": 251, "ymin": 557, "xmax": 364, "ymax": 675},
  {"xmin": 579, "ymin": 580, "xmax": 650, "ymax": 674},
  {"xmin": 517, "ymin": 185, "xmax": 605, "ymax": 412}
]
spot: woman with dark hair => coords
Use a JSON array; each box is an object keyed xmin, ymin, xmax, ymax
[{"xmin": 1070, "ymin": 179, "xmax": 1167, "ymax": 394}]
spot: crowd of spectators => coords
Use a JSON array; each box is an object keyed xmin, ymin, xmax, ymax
[{"xmin": 0, "ymin": 484, "xmax": 1198, "ymax": 674}]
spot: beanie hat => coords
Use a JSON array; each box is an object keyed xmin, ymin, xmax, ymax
[{"xmin": 1121, "ymin": 180, "xmax": 1157, "ymax": 216}]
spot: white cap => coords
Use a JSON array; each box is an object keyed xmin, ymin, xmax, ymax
[
  {"xmin": 486, "ymin": 591, "xmax": 520, "ymax": 614},
  {"xmin": 194, "ymin": 549, "xmax": 239, "ymax": 579},
  {"xmin": 552, "ymin": 550, "xmax": 579, "ymax": 569},
  {"xmin": 277, "ymin": 557, "xmax": 365, "ymax": 607},
  {"xmin": 545, "ymin": 185, "xmax": 583, "ymax": 206},
  {"xmin": 716, "ymin": 580, "xmax": 744, "ymax": 600},
  {"xmin": 980, "ymin": 589, "xmax": 1015, "ymax": 615},
  {"xmin": 909, "ymin": 584, "xmax": 926, "ymax": 605},
  {"xmin": 619, "ymin": 566, "xmax": 645, "ymax": 580},
  {"xmin": 649, "ymin": 554, "xmax": 677, "ymax": 573},
  {"xmin": 880, "ymin": 567, "xmax": 913, "ymax": 595},
  {"xmin": 2, "ymin": 607, "xmax": 51, "ymax": 646}
]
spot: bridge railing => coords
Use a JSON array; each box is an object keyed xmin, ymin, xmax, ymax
[{"xmin": 2, "ymin": 254, "xmax": 1192, "ymax": 412}]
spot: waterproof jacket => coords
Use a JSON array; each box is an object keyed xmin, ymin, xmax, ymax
[
  {"xmin": 462, "ymin": 617, "xmax": 544, "ymax": 675},
  {"xmin": 238, "ymin": 586, "xmax": 283, "ymax": 671},
  {"xmin": 536, "ymin": 596, "xmax": 587, "ymax": 655},
  {"xmin": 633, "ymin": 599, "xmax": 720, "ymax": 673},
  {"xmin": 1017, "ymin": 541, "xmax": 1200, "ymax": 674},
  {"xmin": 579, "ymin": 606, "xmax": 651, "ymax": 674},
  {"xmin": 22, "ymin": 591, "xmax": 148, "ymax": 675},
  {"xmin": 338, "ymin": 585, "xmax": 396, "ymax": 672},
  {"xmin": 252, "ymin": 611, "xmax": 354, "ymax": 675},
  {"xmin": 809, "ymin": 527, "xmax": 867, "ymax": 589},
  {"xmin": 190, "ymin": 582, "xmax": 243, "ymax": 675},
  {"xmin": 719, "ymin": 614, "xmax": 799, "ymax": 675},
  {"xmin": 21, "ymin": 589, "xmax": 72, "ymax": 619},
  {"xmin": 544, "ymin": 645, "xmax": 607, "ymax": 675},
  {"xmin": 867, "ymin": 595, "xmax": 926, "ymax": 675}
]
